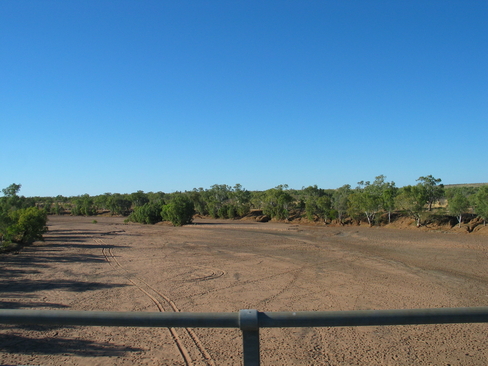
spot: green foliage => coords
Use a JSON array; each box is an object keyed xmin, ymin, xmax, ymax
[
  {"xmin": 448, "ymin": 192, "xmax": 470, "ymax": 227},
  {"xmin": 188, "ymin": 188, "xmax": 208, "ymax": 216},
  {"xmin": 52, "ymin": 202, "xmax": 65, "ymax": 215},
  {"xmin": 2, "ymin": 183, "xmax": 21, "ymax": 197},
  {"xmin": 128, "ymin": 203, "xmax": 163, "ymax": 224},
  {"xmin": 346, "ymin": 192, "xmax": 364, "ymax": 224},
  {"xmin": 106, "ymin": 193, "xmax": 132, "ymax": 216},
  {"xmin": 417, "ymin": 175, "xmax": 444, "ymax": 211},
  {"xmin": 382, "ymin": 181, "xmax": 398, "ymax": 223},
  {"xmin": 161, "ymin": 194, "xmax": 195, "ymax": 226},
  {"xmin": 395, "ymin": 185, "xmax": 428, "ymax": 227},
  {"xmin": 130, "ymin": 190, "xmax": 149, "ymax": 208},
  {"xmin": 187, "ymin": 184, "xmax": 250, "ymax": 219},
  {"xmin": 332, "ymin": 185, "xmax": 351, "ymax": 224},
  {"xmin": 3, "ymin": 207, "xmax": 48, "ymax": 245},
  {"xmin": 350, "ymin": 175, "xmax": 396, "ymax": 226},
  {"xmin": 472, "ymin": 185, "xmax": 488, "ymax": 225},
  {"xmin": 262, "ymin": 185, "xmax": 293, "ymax": 220},
  {"xmin": 0, "ymin": 184, "xmax": 48, "ymax": 248},
  {"xmin": 71, "ymin": 194, "xmax": 97, "ymax": 216},
  {"xmin": 305, "ymin": 198, "xmax": 318, "ymax": 221}
]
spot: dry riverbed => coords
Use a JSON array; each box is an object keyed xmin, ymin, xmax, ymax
[{"xmin": 1, "ymin": 216, "xmax": 488, "ymax": 365}]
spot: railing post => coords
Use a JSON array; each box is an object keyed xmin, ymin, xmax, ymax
[{"xmin": 239, "ymin": 309, "xmax": 260, "ymax": 366}]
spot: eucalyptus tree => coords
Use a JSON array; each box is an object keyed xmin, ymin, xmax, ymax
[
  {"xmin": 130, "ymin": 190, "xmax": 149, "ymax": 208},
  {"xmin": 417, "ymin": 175, "xmax": 444, "ymax": 211},
  {"xmin": 395, "ymin": 185, "xmax": 428, "ymax": 227},
  {"xmin": 316, "ymin": 194, "xmax": 334, "ymax": 223},
  {"xmin": 333, "ymin": 184, "xmax": 351, "ymax": 225},
  {"xmin": 106, "ymin": 193, "xmax": 131, "ymax": 216},
  {"xmin": 448, "ymin": 191, "xmax": 470, "ymax": 227},
  {"xmin": 229, "ymin": 184, "xmax": 251, "ymax": 217},
  {"xmin": 188, "ymin": 188, "xmax": 207, "ymax": 216},
  {"xmin": 303, "ymin": 185, "xmax": 326, "ymax": 221},
  {"xmin": 71, "ymin": 194, "xmax": 96, "ymax": 216},
  {"xmin": 206, "ymin": 184, "xmax": 232, "ymax": 218},
  {"xmin": 262, "ymin": 185, "xmax": 293, "ymax": 220},
  {"xmin": 354, "ymin": 175, "xmax": 390, "ymax": 226},
  {"xmin": 473, "ymin": 185, "xmax": 488, "ymax": 225},
  {"xmin": 382, "ymin": 181, "xmax": 398, "ymax": 223}
]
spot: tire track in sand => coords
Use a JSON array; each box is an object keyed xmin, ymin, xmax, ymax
[{"xmin": 97, "ymin": 238, "xmax": 216, "ymax": 366}]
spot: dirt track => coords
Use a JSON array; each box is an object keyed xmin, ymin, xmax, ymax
[{"xmin": 1, "ymin": 216, "xmax": 488, "ymax": 365}]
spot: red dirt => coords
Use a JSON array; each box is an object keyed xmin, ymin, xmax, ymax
[{"xmin": 1, "ymin": 215, "xmax": 488, "ymax": 365}]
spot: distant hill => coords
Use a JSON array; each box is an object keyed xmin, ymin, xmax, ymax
[{"xmin": 444, "ymin": 183, "xmax": 488, "ymax": 188}]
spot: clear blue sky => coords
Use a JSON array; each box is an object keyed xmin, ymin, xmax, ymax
[{"xmin": 1, "ymin": 1, "xmax": 487, "ymax": 197}]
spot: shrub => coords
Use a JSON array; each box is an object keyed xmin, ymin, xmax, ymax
[
  {"xmin": 3, "ymin": 207, "xmax": 48, "ymax": 245},
  {"xmin": 127, "ymin": 203, "xmax": 162, "ymax": 224},
  {"xmin": 161, "ymin": 195, "xmax": 195, "ymax": 226}
]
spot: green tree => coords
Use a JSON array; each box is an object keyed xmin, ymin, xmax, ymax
[
  {"xmin": 130, "ymin": 190, "xmax": 149, "ymax": 208},
  {"xmin": 448, "ymin": 192, "xmax": 470, "ymax": 227},
  {"xmin": 353, "ymin": 176, "xmax": 389, "ymax": 226},
  {"xmin": 3, "ymin": 207, "xmax": 48, "ymax": 245},
  {"xmin": 188, "ymin": 188, "xmax": 207, "ymax": 216},
  {"xmin": 346, "ymin": 191, "xmax": 364, "ymax": 225},
  {"xmin": 0, "ymin": 183, "xmax": 23, "ymax": 210},
  {"xmin": 127, "ymin": 202, "xmax": 162, "ymax": 224},
  {"xmin": 305, "ymin": 197, "xmax": 318, "ymax": 221},
  {"xmin": 417, "ymin": 175, "xmax": 444, "ymax": 211},
  {"xmin": 204, "ymin": 184, "xmax": 232, "ymax": 218},
  {"xmin": 316, "ymin": 195, "xmax": 334, "ymax": 223},
  {"xmin": 473, "ymin": 185, "xmax": 488, "ymax": 226},
  {"xmin": 262, "ymin": 185, "xmax": 293, "ymax": 220},
  {"xmin": 161, "ymin": 194, "xmax": 195, "ymax": 226},
  {"xmin": 333, "ymin": 185, "xmax": 351, "ymax": 225},
  {"xmin": 382, "ymin": 181, "xmax": 398, "ymax": 224},
  {"xmin": 2, "ymin": 183, "xmax": 21, "ymax": 197},
  {"xmin": 71, "ymin": 194, "xmax": 96, "ymax": 216},
  {"xmin": 395, "ymin": 185, "xmax": 428, "ymax": 227},
  {"xmin": 106, "ymin": 193, "xmax": 132, "ymax": 216},
  {"xmin": 229, "ymin": 184, "xmax": 251, "ymax": 217},
  {"xmin": 302, "ymin": 185, "xmax": 328, "ymax": 222}
]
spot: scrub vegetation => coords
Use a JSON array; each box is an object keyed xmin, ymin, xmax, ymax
[
  {"xmin": 0, "ymin": 184, "xmax": 48, "ymax": 251},
  {"xmin": 3, "ymin": 176, "xmax": 488, "ymax": 237}
]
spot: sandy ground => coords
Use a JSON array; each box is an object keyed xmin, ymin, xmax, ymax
[{"xmin": 1, "ymin": 215, "xmax": 488, "ymax": 365}]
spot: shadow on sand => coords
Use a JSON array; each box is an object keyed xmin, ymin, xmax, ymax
[{"xmin": 0, "ymin": 332, "xmax": 144, "ymax": 356}]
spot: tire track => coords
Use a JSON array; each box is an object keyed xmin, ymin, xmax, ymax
[
  {"xmin": 97, "ymin": 238, "xmax": 216, "ymax": 366},
  {"xmin": 255, "ymin": 266, "xmax": 303, "ymax": 308},
  {"xmin": 175, "ymin": 257, "xmax": 342, "ymax": 307}
]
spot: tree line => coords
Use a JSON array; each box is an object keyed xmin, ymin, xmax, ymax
[{"xmin": 1, "ymin": 176, "xmax": 487, "ymax": 248}]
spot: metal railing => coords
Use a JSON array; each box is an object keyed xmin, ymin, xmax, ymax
[{"xmin": 1, "ymin": 307, "xmax": 488, "ymax": 365}]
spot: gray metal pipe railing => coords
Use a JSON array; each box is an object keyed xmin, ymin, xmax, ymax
[{"xmin": 1, "ymin": 307, "xmax": 488, "ymax": 366}]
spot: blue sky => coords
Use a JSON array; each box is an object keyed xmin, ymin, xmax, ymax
[{"xmin": 1, "ymin": 1, "xmax": 487, "ymax": 197}]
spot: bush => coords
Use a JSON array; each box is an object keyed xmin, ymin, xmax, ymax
[
  {"xmin": 3, "ymin": 207, "xmax": 48, "ymax": 245},
  {"xmin": 161, "ymin": 195, "xmax": 195, "ymax": 226},
  {"xmin": 127, "ymin": 203, "xmax": 163, "ymax": 224}
]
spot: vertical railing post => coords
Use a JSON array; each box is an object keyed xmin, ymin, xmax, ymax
[{"xmin": 239, "ymin": 309, "xmax": 260, "ymax": 366}]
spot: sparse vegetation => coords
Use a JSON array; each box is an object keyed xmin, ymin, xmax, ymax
[{"xmin": 12, "ymin": 176, "xmax": 488, "ymax": 233}]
